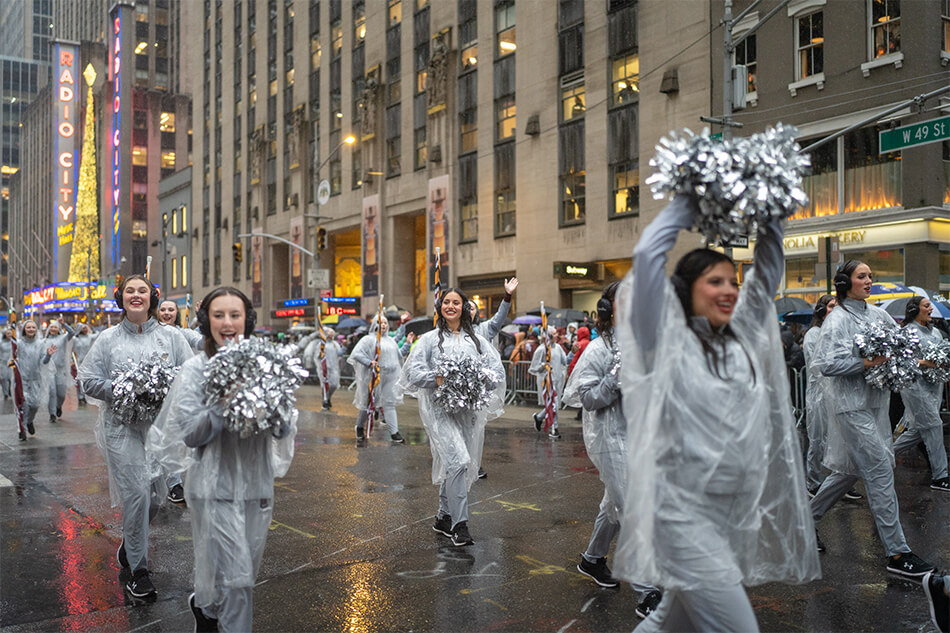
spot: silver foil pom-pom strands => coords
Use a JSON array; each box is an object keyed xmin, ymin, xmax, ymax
[
  {"xmin": 433, "ymin": 353, "xmax": 500, "ymax": 415},
  {"xmin": 203, "ymin": 337, "xmax": 309, "ymax": 438},
  {"xmin": 921, "ymin": 339, "xmax": 950, "ymax": 384},
  {"xmin": 646, "ymin": 124, "xmax": 810, "ymax": 244},
  {"xmin": 111, "ymin": 353, "xmax": 179, "ymax": 426},
  {"xmin": 854, "ymin": 323, "xmax": 921, "ymax": 391}
]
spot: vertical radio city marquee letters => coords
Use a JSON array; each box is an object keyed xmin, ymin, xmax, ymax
[
  {"xmin": 111, "ymin": 13, "xmax": 122, "ymax": 261},
  {"xmin": 54, "ymin": 41, "xmax": 80, "ymax": 258}
]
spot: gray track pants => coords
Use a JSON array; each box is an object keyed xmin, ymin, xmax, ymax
[
  {"xmin": 893, "ymin": 425, "xmax": 948, "ymax": 482},
  {"xmin": 437, "ymin": 466, "xmax": 468, "ymax": 530},
  {"xmin": 357, "ymin": 405, "xmax": 398, "ymax": 434},
  {"xmin": 635, "ymin": 584, "xmax": 759, "ymax": 633}
]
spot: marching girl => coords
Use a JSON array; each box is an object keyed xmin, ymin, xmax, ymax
[
  {"xmin": 1, "ymin": 328, "xmax": 13, "ymax": 400},
  {"xmin": 44, "ymin": 318, "xmax": 76, "ymax": 422},
  {"xmin": 147, "ymin": 286, "xmax": 296, "ymax": 633},
  {"xmin": 15, "ymin": 320, "xmax": 55, "ymax": 440},
  {"xmin": 399, "ymin": 288, "xmax": 505, "ymax": 546},
  {"xmin": 529, "ymin": 326, "xmax": 568, "ymax": 439},
  {"xmin": 305, "ymin": 327, "xmax": 342, "ymax": 410},
  {"xmin": 563, "ymin": 282, "xmax": 662, "ymax": 618},
  {"xmin": 349, "ymin": 315, "xmax": 408, "ymax": 443},
  {"xmin": 802, "ymin": 294, "xmax": 836, "ymax": 494},
  {"xmin": 894, "ymin": 296, "xmax": 949, "ymax": 492},
  {"xmin": 78, "ymin": 275, "xmax": 193, "ymax": 600},
  {"xmin": 811, "ymin": 260, "xmax": 934, "ymax": 577},
  {"xmin": 71, "ymin": 324, "xmax": 98, "ymax": 405},
  {"xmin": 614, "ymin": 195, "xmax": 819, "ymax": 632},
  {"xmin": 159, "ymin": 299, "xmax": 204, "ymax": 351}
]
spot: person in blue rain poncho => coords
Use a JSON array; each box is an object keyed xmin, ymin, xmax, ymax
[
  {"xmin": 147, "ymin": 286, "xmax": 297, "ymax": 633},
  {"xmin": 894, "ymin": 296, "xmax": 949, "ymax": 492},
  {"xmin": 563, "ymin": 281, "xmax": 662, "ymax": 619},
  {"xmin": 398, "ymin": 288, "xmax": 505, "ymax": 547},
  {"xmin": 613, "ymin": 195, "xmax": 820, "ymax": 632},
  {"xmin": 349, "ymin": 314, "xmax": 409, "ymax": 443},
  {"xmin": 810, "ymin": 259, "xmax": 935, "ymax": 578},
  {"xmin": 44, "ymin": 318, "xmax": 76, "ymax": 421},
  {"xmin": 78, "ymin": 275, "xmax": 193, "ymax": 601}
]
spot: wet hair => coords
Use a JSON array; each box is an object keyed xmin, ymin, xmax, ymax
[
  {"xmin": 811, "ymin": 294, "xmax": 836, "ymax": 328},
  {"xmin": 671, "ymin": 248, "xmax": 755, "ymax": 383},
  {"xmin": 594, "ymin": 281, "xmax": 620, "ymax": 347},
  {"xmin": 197, "ymin": 286, "xmax": 257, "ymax": 357},
  {"xmin": 117, "ymin": 274, "xmax": 160, "ymax": 321},
  {"xmin": 902, "ymin": 296, "xmax": 925, "ymax": 327},
  {"xmin": 435, "ymin": 288, "xmax": 481, "ymax": 355}
]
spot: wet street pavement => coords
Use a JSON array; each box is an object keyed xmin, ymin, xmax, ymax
[{"xmin": 1, "ymin": 386, "xmax": 947, "ymax": 633}]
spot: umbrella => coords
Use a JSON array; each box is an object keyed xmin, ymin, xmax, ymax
[
  {"xmin": 527, "ymin": 307, "xmax": 588, "ymax": 324},
  {"xmin": 513, "ymin": 315, "xmax": 543, "ymax": 325},
  {"xmin": 384, "ymin": 304, "xmax": 409, "ymax": 319},
  {"xmin": 780, "ymin": 308, "xmax": 814, "ymax": 325},
  {"xmin": 868, "ymin": 282, "xmax": 916, "ymax": 301},
  {"xmin": 336, "ymin": 316, "xmax": 368, "ymax": 331},
  {"xmin": 404, "ymin": 315, "xmax": 435, "ymax": 337},
  {"xmin": 501, "ymin": 324, "xmax": 521, "ymax": 334},
  {"xmin": 880, "ymin": 297, "xmax": 950, "ymax": 320},
  {"xmin": 773, "ymin": 296, "xmax": 811, "ymax": 313}
]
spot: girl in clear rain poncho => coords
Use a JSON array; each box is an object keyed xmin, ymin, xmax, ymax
[
  {"xmin": 71, "ymin": 324, "xmax": 98, "ymax": 405},
  {"xmin": 349, "ymin": 314, "xmax": 409, "ymax": 442},
  {"xmin": 77, "ymin": 275, "xmax": 193, "ymax": 601},
  {"xmin": 563, "ymin": 282, "xmax": 662, "ymax": 619},
  {"xmin": 44, "ymin": 318, "xmax": 76, "ymax": 421},
  {"xmin": 613, "ymin": 195, "xmax": 820, "ymax": 632},
  {"xmin": 304, "ymin": 326, "xmax": 342, "ymax": 410},
  {"xmin": 529, "ymin": 325, "xmax": 568, "ymax": 439},
  {"xmin": 802, "ymin": 294, "xmax": 836, "ymax": 494},
  {"xmin": 14, "ymin": 320, "xmax": 55, "ymax": 440},
  {"xmin": 147, "ymin": 287, "xmax": 297, "ymax": 633},
  {"xmin": 894, "ymin": 296, "xmax": 949, "ymax": 492},
  {"xmin": 159, "ymin": 299, "xmax": 205, "ymax": 351},
  {"xmin": 811, "ymin": 260, "xmax": 934, "ymax": 578},
  {"xmin": 0, "ymin": 328, "xmax": 13, "ymax": 400},
  {"xmin": 398, "ymin": 288, "xmax": 505, "ymax": 547}
]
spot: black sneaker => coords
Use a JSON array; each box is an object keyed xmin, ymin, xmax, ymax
[
  {"xmin": 356, "ymin": 426, "xmax": 365, "ymax": 439},
  {"xmin": 844, "ymin": 488, "xmax": 863, "ymax": 500},
  {"xmin": 126, "ymin": 568, "xmax": 157, "ymax": 599},
  {"xmin": 117, "ymin": 541, "xmax": 129, "ymax": 568},
  {"xmin": 18, "ymin": 431, "xmax": 26, "ymax": 441},
  {"xmin": 548, "ymin": 429, "xmax": 562, "ymax": 440},
  {"xmin": 190, "ymin": 592, "xmax": 220, "ymax": 632},
  {"xmin": 886, "ymin": 552, "xmax": 935, "ymax": 580},
  {"xmin": 577, "ymin": 556, "xmax": 620, "ymax": 588},
  {"xmin": 56, "ymin": 407, "xmax": 62, "ymax": 418},
  {"xmin": 806, "ymin": 487, "xmax": 818, "ymax": 499},
  {"xmin": 390, "ymin": 432, "xmax": 405, "ymax": 443},
  {"xmin": 27, "ymin": 422, "xmax": 35, "ymax": 435},
  {"xmin": 432, "ymin": 514, "xmax": 453, "ymax": 538},
  {"xmin": 815, "ymin": 529, "xmax": 826, "ymax": 553},
  {"xmin": 49, "ymin": 415, "xmax": 57, "ymax": 424},
  {"xmin": 635, "ymin": 590, "xmax": 662, "ymax": 619},
  {"xmin": 922, "ymin": 572, "xmax": 949, "ymax": 633},
  {"xmin": 931, "ymin": 478, "xmax": 950, "ymax": 492},
  {"xmin": 451, "ymin": 521, "xmax": 475, "ymax": 546},
  {"xmin": 533, "ymin": 411, "xmax": 544, "ymax": 432},
  {"xmin": 322, "ymin": 400, "xmax": 331, "ymax": 410},
  {"xmin": 167, "ymin": 484, "xmax": 185, "ymax": 504},
  {"xmin": 477, "ymin": 467, "xmax": 487, "ymax": 479}
]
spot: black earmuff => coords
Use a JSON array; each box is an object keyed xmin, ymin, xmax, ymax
[
  {"xmin": 833, "ymin": 259, "xmax": 861, "ymax": 296},
  {"xmin": 905, "ymin": 299, "xmax": 921, "ymax": 322},
  {"xmin": 815, "ymin": 303, "xmax": 828, "ymax": 319}
]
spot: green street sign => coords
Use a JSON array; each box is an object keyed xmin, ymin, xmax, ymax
[{"xmin": 879, "ymin": 116, "xmax": 950, "ymax": 154}]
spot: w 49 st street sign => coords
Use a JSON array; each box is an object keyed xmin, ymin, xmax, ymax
[{"xmin": 879, "ymin": 116, "xmax": 950, "ymax": 154}]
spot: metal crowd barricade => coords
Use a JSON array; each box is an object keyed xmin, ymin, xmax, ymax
[
  {"xmin": 339, "ymin": 355, "xmax": 356, "ymax": 389},
  {"xmin": 501, "ymin": 359, "xmax": 537, "ymax": 405}
]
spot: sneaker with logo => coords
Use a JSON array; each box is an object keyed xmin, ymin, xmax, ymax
[
  {"xmin": 126, "ymin": 568, "xmax": 157, "ymax": 599},
  {"xmin": 885, "ymin": 551, "xmax": 935, "ymax": 580},
  {"xmin": 549, "ymin": 429, "xmax": 562, "ymax": 440},
  {"xmin": 356, "ymin": 426, "xmax": 365, "ymax": 440},
  {"xmin": 49, "ymin": 414, "xmax": 57, "ymax": 424},
  {"xmin": 931, "ymin": 478, "xmax": 950, "ymax": 492},
  {"xmin": 576, "ymin": 556, "xmax": 620, "ymax": 588},
  {"xmin": 390, "ymin": 432, "xmax": 405, "ymax": 443},
  {"xmin": 27, "ymin": 422, "xmax": 35, "ymax": 435},
  {"xmin": 451, "ymin": 521, "xmax": 475, "ymax": 546},
  {"xmin": 922, "ymin": 572, "xmax": 949, "ymax": 633},
  {"xmin": 190, "ymin": 592, "xmax": 220, "ymax": 632},
  {"xmin": 167, "ymin": 483, "xmax": 186, "ymax": 504},
  {"xmin": 56, "ymin": 407, "xmax": 62, "ymax": 418},
  {"xmin": 533, "ymin": 411, "xmax": 544, "ymax": 432},
  {"xmin": 635, "ymin": 590, "xmax": 663, "ymax": 619},
  {"xmin": 117, "ymin": 540, "xmax": 129, "ymax": 568},
  {"xmin": 477, "ymin": 467, "xmax": 487, "ymax": 479},
  {"xmin": 18, "ymin": 431, "xmax": 26, "ymax": 441},
  {"xmin": 432, "ymin": 514, "xmax": 453, "ymax": 538},
  {"xmin": 843, "ymin": 488, "xmax": 863, "ymax": 500}
]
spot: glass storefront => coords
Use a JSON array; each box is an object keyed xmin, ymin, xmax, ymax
[{"xmin": 783, "ymin": 248, "xmax": 904, "ymax": 305}]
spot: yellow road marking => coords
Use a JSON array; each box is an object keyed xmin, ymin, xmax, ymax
[{"xmin": 269, "ymin": 520, "xmax": 317, "ymax": 539}]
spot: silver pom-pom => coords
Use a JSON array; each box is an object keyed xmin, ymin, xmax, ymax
[
  {"xmin": 854, "ymin": 324, "xmax": 921, "ymax": 391},
  {"xmin": 433, "ymin": 354, "xmax": 501, "ymax": 415},
  {"xmin": 111, "ymin": 353, "xmax": 179, "ymax": 426},
  {"xmin": 646, "ymin": 124, "xmax": 810, "ymax": 244},
  {"xmin": 203, "ymin": 337, "xmax": 309, "ymax": 438},
  {"xmin": 607, "ymin": 345, "xmax": 622, "ymax": 388},
  {"xmin": 921, "ymin": 339, "xmax": 950, "ymax": 384}
]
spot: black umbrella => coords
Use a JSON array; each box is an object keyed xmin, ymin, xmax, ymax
[
  {"xmin": 404, "ymin": 315, "xmax": 435, "ymax": 337},
  {"xmin": 774, "ymin": 296, "xmax": 811, "ymax": 314},
  {"xmin": 526, "ymin": 307, "xmax": 589, "ymax": 324}
]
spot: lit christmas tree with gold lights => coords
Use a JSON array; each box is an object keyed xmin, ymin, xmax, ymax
[{"xmin": 68, "ymin": 64, "xmax": 100, "ymax": 283}]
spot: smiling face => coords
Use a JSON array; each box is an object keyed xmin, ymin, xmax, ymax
[
  {"xmin": 917, "ymin": 298, "xmax": 933, "ymax": 324},
  {"xmin": 123, "ymin": 279, "xmax": 152, "ymax": 322},
  {"xmin": 208, "ymin": 294, "xmax": 246, "ymax": 347},
  {"xmin": 690, "ymin": 261, "xmax": 739, "ymax": 328},
  {"xmin": 158, "ymin": 300, "xmax": 179, "ymax": 325},
  {"xmin": 846, "ymin": 264, "xmax": 873, "ymax": 301},
  {"xmin": 440, "ymin": 292, "xmax": 463, "ymax": 326},
  {"xmin": 23, "ymin": 321, "xmax": 37, "ymax": 338}
]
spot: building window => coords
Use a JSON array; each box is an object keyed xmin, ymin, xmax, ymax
[
  {"xmin": 869, "ymin": 0, "xmax": 899, "ymax": 59},
  {"xmin": 386, "ymin": 103, "xmax": 401, "ymax": 176},
  {"xmin": 495, "ymin": 1, "xmax": 515, "ymax": 57},
  {"xmin": 132, "ymin": 146, "xmax": 148, "ymax": 166},
  {"xmin": 608, "ymin": 105, "xmax": 638, "ymax": 217},
  {"xmin": 389, "ymin": 0, "xmax": 402, "ymax": 25},
  {"xmin": 496, "ymin": 97, "xmax": 516, "ymax": 141},
  {"xmin": 181, "ymin": 255, "xmax": 188, "ymax": 287},
  {"xmin": 734, "ymin": 35, "xmax": 756, "ymax": 96},
  {"xmin": 459, "ymin": 0, "xmax": 477, "ymax": 71},
  {"xmin": 160, "ymin": 112, "xmax": 176, "ymax": 132},
  {"xmin": 354, "ymin": 2, "xmax": 366, "ymax": 43},
  {"xmin": 459, "ymin": 72, "xmax": 477, "ymax": 153},
  {"xmin": 611, "ymin": 162, "xmax": 639, "ymax": 217},
  {"xmin": 494, "ymin": 142, "xmax": 515, "ymax": 237},
  {"xmin": 161, "ymin": 151, "xmax": 176, "ymax": 170},
  {"xmin": 414, "ymin": 126, "xmax": 427, "ymax": 169},
  {"xmin": 331, "ymin": 23, "xmax": 342, "ymax": 58},
  {"xmin": 171, "ymin": 258, "xmax": 178, "ymax": 289},
  {"xmin": 796, "ymin": 12, "xmax": 823, "ymax": 80},
  {"xmin": 943, "ymin": 1, "xmax": 950, "ymax": 54},
  {"xmin": 311, "ymin": 37, "xmax": 322, "ymax": 69},
  {"xmin": 386, "ymin": 22, "xmax": 402, "ymax": 105},
  {"xmin": 561, "ymin": 79, "xmax": 585, "ymax": 122},
  {"xmin": 414, "ymin": 92, "xmax": 427, "ymax": 169},
  {"xmin": 459, "ymin": 153, "xmax": 478, "ymax": 242},
  {"xmin": 610, "ymin": 54, "xmax": 638, "ymax": 106},
  {"xmin": 559, "ymin": 121, "xmax": 585, "ymax": 226}
]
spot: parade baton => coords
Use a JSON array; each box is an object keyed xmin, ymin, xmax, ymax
[
  {"xmin": 365, "ymin": 294, "xmax": 384, "ymax": 436},
  {"xmin": 145, "ymin": 255, "xmax": 153, "ymax": 280},
  {"xmin": 316, "ymin": 304, "xmax": 330, "ymax": 405},
  {"xmin": 432, "ymin": 247, "xmax": 441, "ymax": 327},
  {"xmin": 10, "ymin": 330, "xmax": 26, "ymax": 436},
  {"xmin": 540, "ymin": 301, "xmax": 556, "ymax": 433}
]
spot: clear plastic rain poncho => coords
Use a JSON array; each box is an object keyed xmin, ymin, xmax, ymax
[
  {"xmin": 45, "ymin": 323, "xmax": 76, "ymax": 392},
  {"xmin": 146, "ymin": 352, "xmax": 296, "ymax": 630},
  {"xmin": 802, "ymin": 326, "xmax": 830, "ymax": 475},
  {"xmin": 174, "ymin": 325, "xmax": 205, "ymax": 351},
  {"xmin": 306, "ymin": 338, "xmax": 341, "ymax": 389},
  {"xmin": 0, "ymin": 335, "xmax": 13, "ymax": 392},
  {"xmin": 613, "ymin": 197, "xmax": 820, "ymax": 591},
  {"xmin": 348, "ymin": 325, "xmax": 404, "ymax": 409},
  {"xmin": 899, "ymin": 320, "xmax": 944, "ymax": 432},
  {"xmin": 16, "ymin": 332, "xmax": 53, "ymax": 409},
  {"xmin": 398, "ymin": 328, "xmax": 506, "ymax": 490},
  {"xmin": 813, "ymin": 298, "xmax": 896, "ymax": 474},
  {"xmin": 77, "ymin": 318, "xmax": 194, "ymax": 507},
  {"xmin": 563, "ymin": 334, "xmax": 625, "ymax": 521},
  {"xmin": 528, "ymin": 341, "xmax": 568, "ymax": 407},
  {"xmin": 71, "ymin": 331, "xmax": 97, "ymax": 365}
]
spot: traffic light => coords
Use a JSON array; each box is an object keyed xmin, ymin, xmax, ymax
[
  {"xmin": 316, "ymin": 226, "xmax": 327, "ymax": 251},
  {"xmin": 233, "ymin": 242, "xmax": 243, "ymax": 263}
]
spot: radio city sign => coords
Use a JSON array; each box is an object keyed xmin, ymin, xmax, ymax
[{"xmin": 54, "ymin": 42, "xmax": 80, "ymax": 251}]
